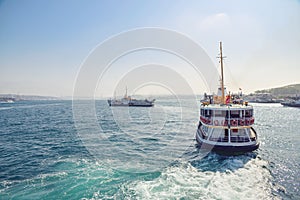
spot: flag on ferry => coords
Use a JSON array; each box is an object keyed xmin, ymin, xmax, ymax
[{"xmin": 225, "ymin": 95, "xmax": 231, "ymax": 104}]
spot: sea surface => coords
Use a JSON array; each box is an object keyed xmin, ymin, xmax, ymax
[{"xmin": 0, "ymin": 98, "xmax": 299, "ymax": 199}]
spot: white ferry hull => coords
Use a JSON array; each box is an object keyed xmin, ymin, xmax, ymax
[{"xmin": 196, "ymin": 123, "xmax": 259, "ymax": 155}]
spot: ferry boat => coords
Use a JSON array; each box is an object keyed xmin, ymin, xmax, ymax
[
  {"xmin": 196, "ymin": 42, "xmax": 259, "ymax": 154},
  {"xmin": 108, "ymin": 88, "xmax": 155, "ymax": 107},
  {"xmin": 281, "ymin": 99, "xmax": 300, "ymax": 107},
  {"xmin": 0, "ymin": 97, "xmax": 15, "ymax": 103}
]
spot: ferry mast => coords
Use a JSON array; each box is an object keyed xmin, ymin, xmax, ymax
[{"xmin": 219, "ymin": 41, "xmax": 225, "ymax": 104}]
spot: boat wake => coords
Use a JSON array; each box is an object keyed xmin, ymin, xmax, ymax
[{"xmin": 121, "ymin": 156, "xmax": 278, "ymax": 199}]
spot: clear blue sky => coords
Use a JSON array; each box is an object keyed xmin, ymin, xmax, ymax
[{"xmin": 0, "ymin": 0, "xmax": 299, "ymax": 96}]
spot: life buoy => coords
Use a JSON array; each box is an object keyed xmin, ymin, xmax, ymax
[
  {"xmin": 239, "ymin": 120, "xmax": 244, "ymax": 126},
  {"xmin": 207, "ymin": 119, "xmax": 211, "ymax": 124},
  {"xmin": 214, "ymin": 120, "xmax": 219, "ymax": 126},
  {"xmin": 245, "ymin": 119, "xmax": 250, "ymax": 125},
  {"xmin": 200, "ymin": 116, "xmax": 204, "ymax": 123},
  {"xmin": 231, "ymin": 119, "xmax": 238, "ymax": 126},
  {"xmin": 250, "ymin": 118, "xmax": 255, "ymax": 124},
  {"xmin": 223, "ymin": 120, "xmax": 228, "ymax": 126}
]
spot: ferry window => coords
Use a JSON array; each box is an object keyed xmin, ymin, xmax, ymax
[
  {"xmin": 230, "ymin": 110, "xmax": 240, "ymax": 118},
  {"xmin": 241, "ymin": 110, "xmax": 245, "ymax": 117},
  {"xmin": 214, "ymin": 110, "xmax": 226, "ymax": 117},
  {"xmin": 204, "ymin": 109, "xmax": 212, "ymax": 117},
  {"xmin": 245, "ymin": 109, "xmax": 253, "ymax": 117}
]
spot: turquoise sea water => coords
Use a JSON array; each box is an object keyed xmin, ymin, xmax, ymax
[{"xmin": 0, "ymin": 99, "xmax": 299, "ymax": 199}]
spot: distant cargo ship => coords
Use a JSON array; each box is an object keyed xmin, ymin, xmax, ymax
[{"xmin": 108, "ymin": 88, "xmax": 155, "ymax": 107}]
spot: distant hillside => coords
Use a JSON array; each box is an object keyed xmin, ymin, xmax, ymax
[
  {"xmin": 0, "ymin": 94, "xmax": 60, "ymax": 101},
  {"xmin": 255, "ymin": 84, "xmax": 300, "ymax": 97}
]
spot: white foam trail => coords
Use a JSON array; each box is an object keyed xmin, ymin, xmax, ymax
[
  {"xmin": 123, "ymin": 158, "xmax": 277, "ymax": 200},
  {"xmin": 0, "ymin": 107, "xmax": 13, "ymax": 111}
]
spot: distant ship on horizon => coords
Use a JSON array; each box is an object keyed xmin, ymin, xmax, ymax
[
  {"xmin": 0, "ymin": 97, "xmax": 15, "ymax": 103},
  {"xmin": 107, "ymin": 88, "xmax": 155, "ymax": 107},
  {"xmin": 281, "ymin": 99, "xmax": 300, "ymax": 107}
]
